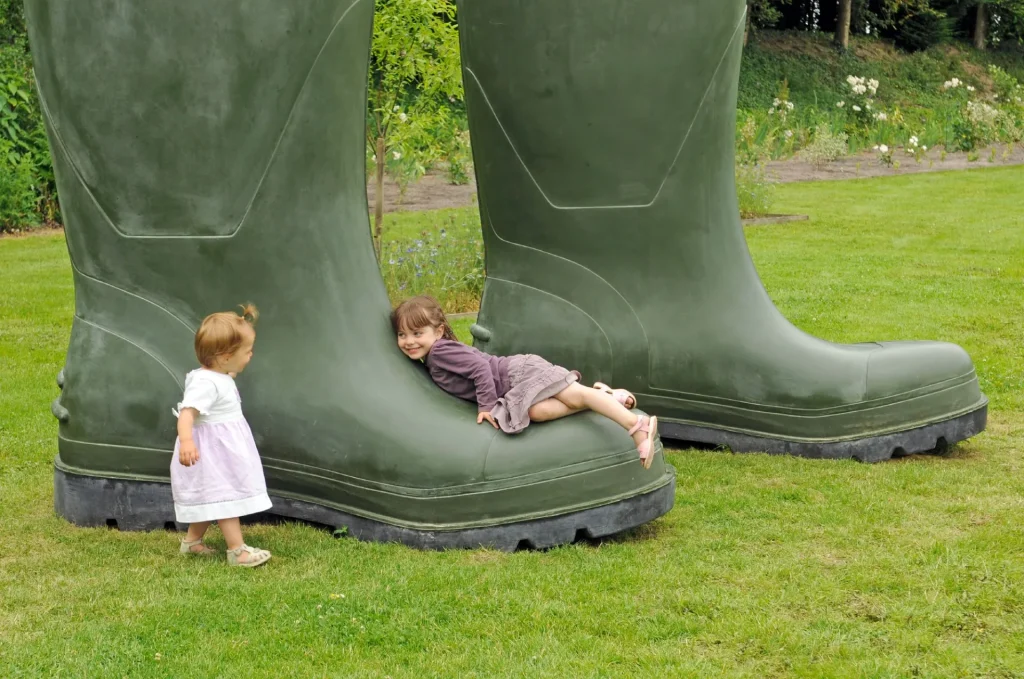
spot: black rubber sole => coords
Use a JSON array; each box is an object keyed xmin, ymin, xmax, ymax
[
  {"xmin": 659, "ymin": 404, "xmax": 987, "ymax": 463},
  {"xmin": 53, "ymin": 466, "xmax": 676, "ymax": 551}
]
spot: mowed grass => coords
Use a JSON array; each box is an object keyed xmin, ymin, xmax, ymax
[{"xmin": 1, "ymin": 167, "xmax": 1023, "ymax": 678}]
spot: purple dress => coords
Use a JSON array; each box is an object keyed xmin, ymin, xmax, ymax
[
  {"xmin": 170, "ymin": 369, "xmax": 272, "ymax": 523},
  {"xmin": 425, "ymin": 340, "xmax": 579, "ymax": 434}
]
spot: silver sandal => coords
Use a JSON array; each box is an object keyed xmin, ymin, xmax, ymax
[
  {"xmin": 179, "ymin": 538, "xmax": 218, "ymax": 556},
  {"xmin": 226, "ymin": 544, "xmax": 272, "ymax": 568}
]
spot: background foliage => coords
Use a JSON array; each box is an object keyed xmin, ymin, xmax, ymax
[{"xmin": 0, "ymin": 1, "xmax": 1021, "ymax": 232}]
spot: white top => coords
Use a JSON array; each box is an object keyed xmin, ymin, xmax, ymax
[{"xmin": 173, "ymin": 369, "xmax": 244, "ymax": 425}]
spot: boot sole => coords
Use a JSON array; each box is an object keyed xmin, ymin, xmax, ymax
[
  {"xmin": 659, "ymin": 403, "xmax": 987, "ymax": 462},
  {"xmin": 53, "ymin": 464, "xmax": 676, "ymax": 551}
]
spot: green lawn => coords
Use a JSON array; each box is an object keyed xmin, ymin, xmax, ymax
[{"xmin": 2, "ymin": 168, "xmax": 1023, "ymax": 678}]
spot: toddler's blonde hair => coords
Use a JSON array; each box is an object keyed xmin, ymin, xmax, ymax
[{"xmin": 195, "ymin": 303, "xmax": 258, "ymax": 368}]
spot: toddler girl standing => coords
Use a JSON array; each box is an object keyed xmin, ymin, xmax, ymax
[
  {"xmin": 391, "ymin": 296, "xmax": 658, "ymax": 467},
  {"xmin": 172, "ymin": 304, "xmax": 272, "ymax": 567}
]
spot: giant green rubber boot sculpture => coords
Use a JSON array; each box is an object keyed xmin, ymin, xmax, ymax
[
  {"xmin": 459, "ymin": 0, "xmax": 987, "ymax": 462},
  {"xmin": 28, "ymin": 0, "xmax": 674, "ymax": 549}
]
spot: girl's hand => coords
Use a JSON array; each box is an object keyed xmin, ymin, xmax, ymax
[
  {"xmin": 477, "ymin": 411, "xmax": 499, "ymax": 429},
  {"xmin": 179, "ymin": 440, "xmax": 200, "ymax": 466}
]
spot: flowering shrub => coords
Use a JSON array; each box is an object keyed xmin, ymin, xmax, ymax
[
  {"xmin": 905, "ymin": 135, "xmax": 929, "ymax": 163},
  {"xmin": 873, "ymin": 143, "xmax": 894, "ymax": 167},
  {"xmin": 946, "ymin": 77, "xmax": 1020, "ymax": 151},
  {"xmin": 844, "ymin": 75, "xmax": 882, "ymax": 128}
]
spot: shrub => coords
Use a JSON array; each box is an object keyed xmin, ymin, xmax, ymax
[
  {"xmin": 0, "ymin": 143, "xmax": 39, "ymax": 231},
  {"xmin": 797, "ymin": 124, "xmax": 849, "ymax": 168},
  {"xmin": 895, "ymin": 8, "xmax": 953, "ymax": 53}
]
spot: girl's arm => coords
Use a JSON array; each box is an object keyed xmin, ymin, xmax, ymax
[
  {"xmin": 429, "ymin": 342, "xmax": 499, "ymax": 412},
  {"xmin": 464, "ymin": 361, "xmax": 499, "ymax": 413},
  {"xmin": 177, "ymin": 408, "xmax": 200, "ymax": 466}
]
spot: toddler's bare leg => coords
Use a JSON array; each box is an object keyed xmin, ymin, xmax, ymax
[{"xmin": 184, "ymin": 521, "xmax": 212, "ymax": 542}]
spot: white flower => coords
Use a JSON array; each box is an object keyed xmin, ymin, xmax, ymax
[
  {"xmin": 879, "ymin": 145, "xmax": 889, "ymax": 154},
  {"xmin": 392, "ymin": 151, "xmax": 402, "ymax": 160},
  {"xmin": 967, "ymin": 85, "xmax": 976, "ymax": 92},
  {"xmin": 786, "ymin": 101, "xmax": 794, "ymax": 111},
  {"xmin": 853, "ymin": 84, "xmax": 867, "ymax": 95},
  {"xmin": 868, "ymin": 79, "xmax": 879, "ymax": 94},
  {"xmin": 393, "ymin": 105, "xmax": 400, "ymax": 112},
  {"xmin": 909, "ymin": 136, "xmax": 919, "ymax": 146},
  {"xmin": 921, "ymin": 146, "xmax": 927, "ymax": 151},
  {"xmin": 875, "ymin": 112, "xmax": 888, "ymax": 121},
  {"xmin": 398, "ymin": 112, "xmax": 408, "ymax": 122},
  {"xmin": 837, "ymin": 101, "xmax": 845, "ymax": 108},
  {"xmin": 371, "ymin": 154, "xmax": 376, "ymax": 162},
  {"xmin": 873, "ymin": 145, "xmax": 880, "ymax": 150},
  {"xmin": 784, "ymin": 130, "xmax": 793, "ymax": 138},
  {"xmin": 773, "ymin": 98, "xmax": 781, "ymax": 107},
  {"xmin": 852, "ymin": 105, "xmax": 862, "ymax": 112}
]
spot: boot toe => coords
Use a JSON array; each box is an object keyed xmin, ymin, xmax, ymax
[{"xmin": 865, "ymin": 341, "xmax": 978, "ymax": 401}]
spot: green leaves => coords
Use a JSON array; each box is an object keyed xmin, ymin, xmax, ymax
[{"xmin": 0, "ymin": 65, "xmax": 55, "ymax": 231}]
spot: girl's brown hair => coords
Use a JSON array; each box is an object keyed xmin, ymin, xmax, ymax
[
  {"xmin": 195, "ymin": 303, "xmax": 259, "ymax": 367},
  {"xmin": 390, "ymin": 295, "xmax": 456, "ymax": 341}
]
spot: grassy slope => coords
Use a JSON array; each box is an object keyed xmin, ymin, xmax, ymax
[{"xmin": 740, "ymin": 31, "xmax": 1024, "ymax": 114}]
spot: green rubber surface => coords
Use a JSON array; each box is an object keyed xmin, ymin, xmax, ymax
[
  {"xmin": 459, "ymin": 0, "xmax": 986, "ymax": 454},
  {"xmin": 27, "ymin": 0, "xmax": 673, "ymax": 537}
]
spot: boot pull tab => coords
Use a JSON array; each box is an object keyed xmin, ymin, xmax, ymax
[
  {"xmin": 51, "ymin": 399, "xmax": 69, "ymax": 423},
  {"xmin": 469, "ymin": 323, "xmax": 491, "ymax": 343},
  {"xmin": 53, "ymin": 367, "xmax": 69, "ymax": 422}
]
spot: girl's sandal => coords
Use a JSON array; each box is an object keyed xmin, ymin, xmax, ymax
[
  {"xmin": 593, "ymin": 381, "xmax": 638, "ymax": 410},
  {"xmin": 628, "ymin": 415, "xmax": 659, "ymax": 470},
  {"xmin": 227, "ymin": 544, "xmax": 272, "ymax": 568},
  {"xmin": 179, "ymin": 538, "xmax": 218, "ymax": 556}
]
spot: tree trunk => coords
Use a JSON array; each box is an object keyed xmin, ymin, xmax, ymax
[
  {"xmin": 973, "ymin": 2, "xmax": 987, "ymax": 50},
  {"xmin": 836, "ymin": 0, "xmax": 852, "ymax": 51},
  {"xmin": 374, "ymin": 136, "xmax": 385, "ymax": 258}
]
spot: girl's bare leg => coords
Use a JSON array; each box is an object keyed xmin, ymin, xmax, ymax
[
  {"xmin": 553, "ymin": 383, "xmax": 646, "ymax": 447},
  {"xmin": 528, "ymin": 398, "xmax": 583, "ymax": 422}
]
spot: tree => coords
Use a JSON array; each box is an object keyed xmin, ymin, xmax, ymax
[
  {"xmin": 837, "ymin": 0, "xmax": 854, "ymax": 50},
  {"xmin": 983, "ymin": 0, "xmax": 1024, "ymax": 44},
  {"xmin": 367, "ymin": 0, "xmax": 463, "ymax": 258},
  {"xmin": 941, "ymin": 0, "xmax": 1024, "ymax": 47},
  {"xmin": 745, "ymin": 0, "xmax": 794, "ymax": 43},
  {"xmin": 974, "ymin": 1, "xmax": 988, "ymax": 47}
]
